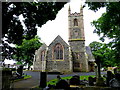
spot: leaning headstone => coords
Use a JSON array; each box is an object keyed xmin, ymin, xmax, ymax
[
  {"xmin": 69, "ymin": 75, "xmax": 80, "ymax": 85},
  {"xmin": 56, "ymin": 79, "xmax": 70, "ymax": 89},
  {"xmin": 39, "ymin": 72, "xmax": 47, "ymax": 88}
]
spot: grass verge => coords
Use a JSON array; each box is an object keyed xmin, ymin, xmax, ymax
[
  {"xmin": 13, "ymin": 75, "xmax": 31, "ymax": 82},
  {"xmin": 47, "ymin": 75, "xmax": 95, "ymax": 85}
]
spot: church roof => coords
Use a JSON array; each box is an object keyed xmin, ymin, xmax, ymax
[
  {"xmin": 86, "ymin": 46, "xmax": 95, "ymax": 62},
  {"xmin": 38, "ymin": 43, "xmax": 47, "ymax": 51},
  {"xmin": 49, "ymin": 35, "xmax": 69, "ymax": 47}
]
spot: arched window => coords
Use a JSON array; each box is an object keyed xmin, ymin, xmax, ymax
[
  {"xmin": 54, "ymin": 43, "xmax": 63, "ymax": 60},
  {"xmin": 41, "ymin": 50, "xmax": 45, "ymax": 61},
  {"xmin": 74, "ymin": 19, "xmax": 78, "ymax": 26}
]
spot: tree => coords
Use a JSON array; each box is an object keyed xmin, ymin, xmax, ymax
[
  {"xmin": 89, "ymin": 41, "xmax": 116, "ymax": 67},
  {"xmin": 2, "ymin": 2, "xmax": 67, "ymax": 60},
  {"xmin": 13, "ymin": 36, "xmax": 42, "ymax": 69},
  {"xmin": 85, "ymin": 2, "xmax": 120, "ymax": 66}
]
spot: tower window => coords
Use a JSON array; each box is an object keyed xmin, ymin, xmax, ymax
[
  {"xmin": 41, "ymin": 50, "xmax": 45, "ymax": 61},
  {"xmin": 74, "ymin": 19, "xmax": 78, "ymax": 26},
  {"xmin": 53, "ymin": 43, "xmax": 63, "ymax": 60}
]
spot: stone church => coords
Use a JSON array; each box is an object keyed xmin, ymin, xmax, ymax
[{"xmin": 33, "ymin": 6, "xmax": 95, "ymax": 73}]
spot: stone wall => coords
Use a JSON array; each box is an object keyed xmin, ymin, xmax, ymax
[
  {"xmin": 69, "ymin": 40, "xmax": 88, "ymax": 72},
  {"xmin": 33, "ymin": 44, "xmax": 47, "ymax": 71},
  {"xmin": 46, "ymin": 35, "xmax": 72, "ymax": 73}
]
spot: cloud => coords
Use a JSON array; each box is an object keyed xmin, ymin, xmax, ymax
[{"xmin": 37, "ymin": 0, "xmax": 107, "ymax": 46}]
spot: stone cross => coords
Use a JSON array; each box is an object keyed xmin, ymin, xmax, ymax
[{"xmin": 95, "ymin": 56, "xmax": 101, "ymax": 78}]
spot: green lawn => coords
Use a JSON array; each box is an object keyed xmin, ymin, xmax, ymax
[
  {"xmin": 47, "ymin": 75, "xmax": 95, "ymax": 85},
  {"xmin": 13, "ymin": 75, "xmax": 31, "ymax": 82}
]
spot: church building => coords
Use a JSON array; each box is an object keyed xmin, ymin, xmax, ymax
[{"xmin": 33, "ymin": 6, "xmax": 95, "ymax": 73}]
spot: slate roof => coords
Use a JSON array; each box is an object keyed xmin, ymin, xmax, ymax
[{"xmin": 86, "ymin": 46, "xmax": 95, "ymax": 62}]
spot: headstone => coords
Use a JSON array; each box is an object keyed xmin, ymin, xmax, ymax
[
  {"xmin": 115, "ymin": 73, "xmax": 120, "ymax": 81},
  {"xmin": 88, "ymin": 76, "xmax": 94, "ymax": 86},
  {"xmin": 17, "ymin": 65, "xmax": 23, "ymax": 77},
  {"xmin": 109, "ymin": 74, "xmax": 120, "ymax": 88},
  {"xmin": 39, "ymin": 72, "xmax": 47, "ymax": 88},
  {"xmin": 93, "ymin": 77, "xmax": 96, "ymax": 82},
  {"xmin": 114, "ymin": 68, "xmax": 118, "ymax": 74},
  {"xmin": 47, "ymin": 84, "xmax": 55, "ymax": 89},
  {"xmin": 69, "ymin": 75, "xmax": 80, "ymax": 85},
  {"xmin": 96, "ymin": 77, "xmax": 105, "ymax": 86},
  {"xmin": 106, "ymin": 71, "xmax": 114, "ymax": 86},
  {"xmin": 2, "ymin": 69, "xmax": 12, "ymax": 89},
  {"xmin": 73, "ymin": 75, "xmax": 80, "ymax": 80},
  {"xmin": 57, "ymin": 75, "xmax": 61, "ymax": 81},
  {"xmin": 109, "ymin": 78, "xmax": 120, "ymax": 87},
  {"xmin": 56, "ymin": 80, "xmax": 70, "ymax": 89}
]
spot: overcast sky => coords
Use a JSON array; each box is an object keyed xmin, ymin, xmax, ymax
[
  {"xmin": 4, "ymin": 0, "xmax": 108, "ymax": 64},
  {"xmin": 37, "ymin": 0, "xmax": 108, "ymax": 46}
]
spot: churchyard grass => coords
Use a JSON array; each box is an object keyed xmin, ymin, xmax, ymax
[
  {"xmin": 13, "ymin": 75, "xmax": 31, "ymax": 82},
  {"xmin": 47, "ymin": 75, "xmax": 95, "ymax": 85}
]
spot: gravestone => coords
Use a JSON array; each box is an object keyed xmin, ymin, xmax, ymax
[
  {"xmin": 114, "ymin": 68, "xmax": 118, "ymax": 74},
  {"xmin": 39, "ymin": 72, "xmax": 47, "ymax": 88},
  {"xmin": 57, "ymin": 75, "xmax": 61, "ymax": 81},
  {"xmin": 96, "ymin": 77, "xmax": 105, "ymax": 86},
  {"xmin": 106, "ymin": 71, "xmax": 114, "ymax": 86},
  {"xmin": 109, "ymin": 73, "xmax": 120, "ymax": 87},
  {"xmin": 69, "ymin": 75, "xmax": 80, "ymax": 85},
  {"xmin": 88, "ymin": 76, "xmax": 94, "ymax": 86},
  {"xmin": 2, "ymin": 69, "xmax": 12, "ymax": 90},
  {"xmin": 47, "ymin": 84, "xmax": 55, "ymax": 89},
  {"xmin": 115, "ymin": 73, "xmax": 120, "ymax": 81},
  {"xmin": 17, "ymin": 65, "xmax": 23, "ymax": 77},
  {"xmin": 56, "ymin": 79, "xmax": 70, "ymax": 89}
]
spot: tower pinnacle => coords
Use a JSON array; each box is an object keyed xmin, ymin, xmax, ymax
[
  {"xmin": 80, "ymin": 4, "xmax": 83, "ymax": 16},
  {"xmin": 68, "ymin": 5, "xmax": 71, "ymax": 15}
]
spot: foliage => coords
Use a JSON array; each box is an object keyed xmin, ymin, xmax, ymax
[
  {"xmin": 13, "ymin": 36, "xmax": 42, "ymax": 67},
  {"xmin": 2, "ymin": 2, "xmax": 66, "ymax": 60},
  {"xmin": 89, "ymin": 41, "xmax": 116, "ymax": 67},
  {"xmin": 85, "ymin": 2, "xmax": 120, "ymax": 66}
]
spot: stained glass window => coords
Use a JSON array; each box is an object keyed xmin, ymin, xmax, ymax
[
  {"xmin": 41, "ymin": 50, "xmax": 45, "ymax": 61},
  {"xmin": 54, "ymin": 43, "xmax": 63, "ymax": 60}
]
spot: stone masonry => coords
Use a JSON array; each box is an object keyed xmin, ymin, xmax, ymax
[{"xmin": 33, "ymin": 5, "xmax": 95, "ymax": 73}]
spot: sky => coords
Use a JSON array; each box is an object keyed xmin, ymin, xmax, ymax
[
  {"xmin": 37, "ymin": 0, "xmax": 108, "ymax": 46},
  {"xmin": 4, "ymin": 0, "xmax": 108, "ymax": 64}
]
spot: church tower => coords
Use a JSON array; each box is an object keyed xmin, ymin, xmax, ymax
[{"xmin": 68, "ymin": 5, "xmax": 88, "ymax": 72}]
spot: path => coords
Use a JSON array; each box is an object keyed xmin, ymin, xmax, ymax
[
  {"xmin": 13, "ymin": 71, "xmax": 40, "ymax": 88},
  {"xmin": 13, "ymin": 71, "xmax": 107, "ymax": 88}
]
